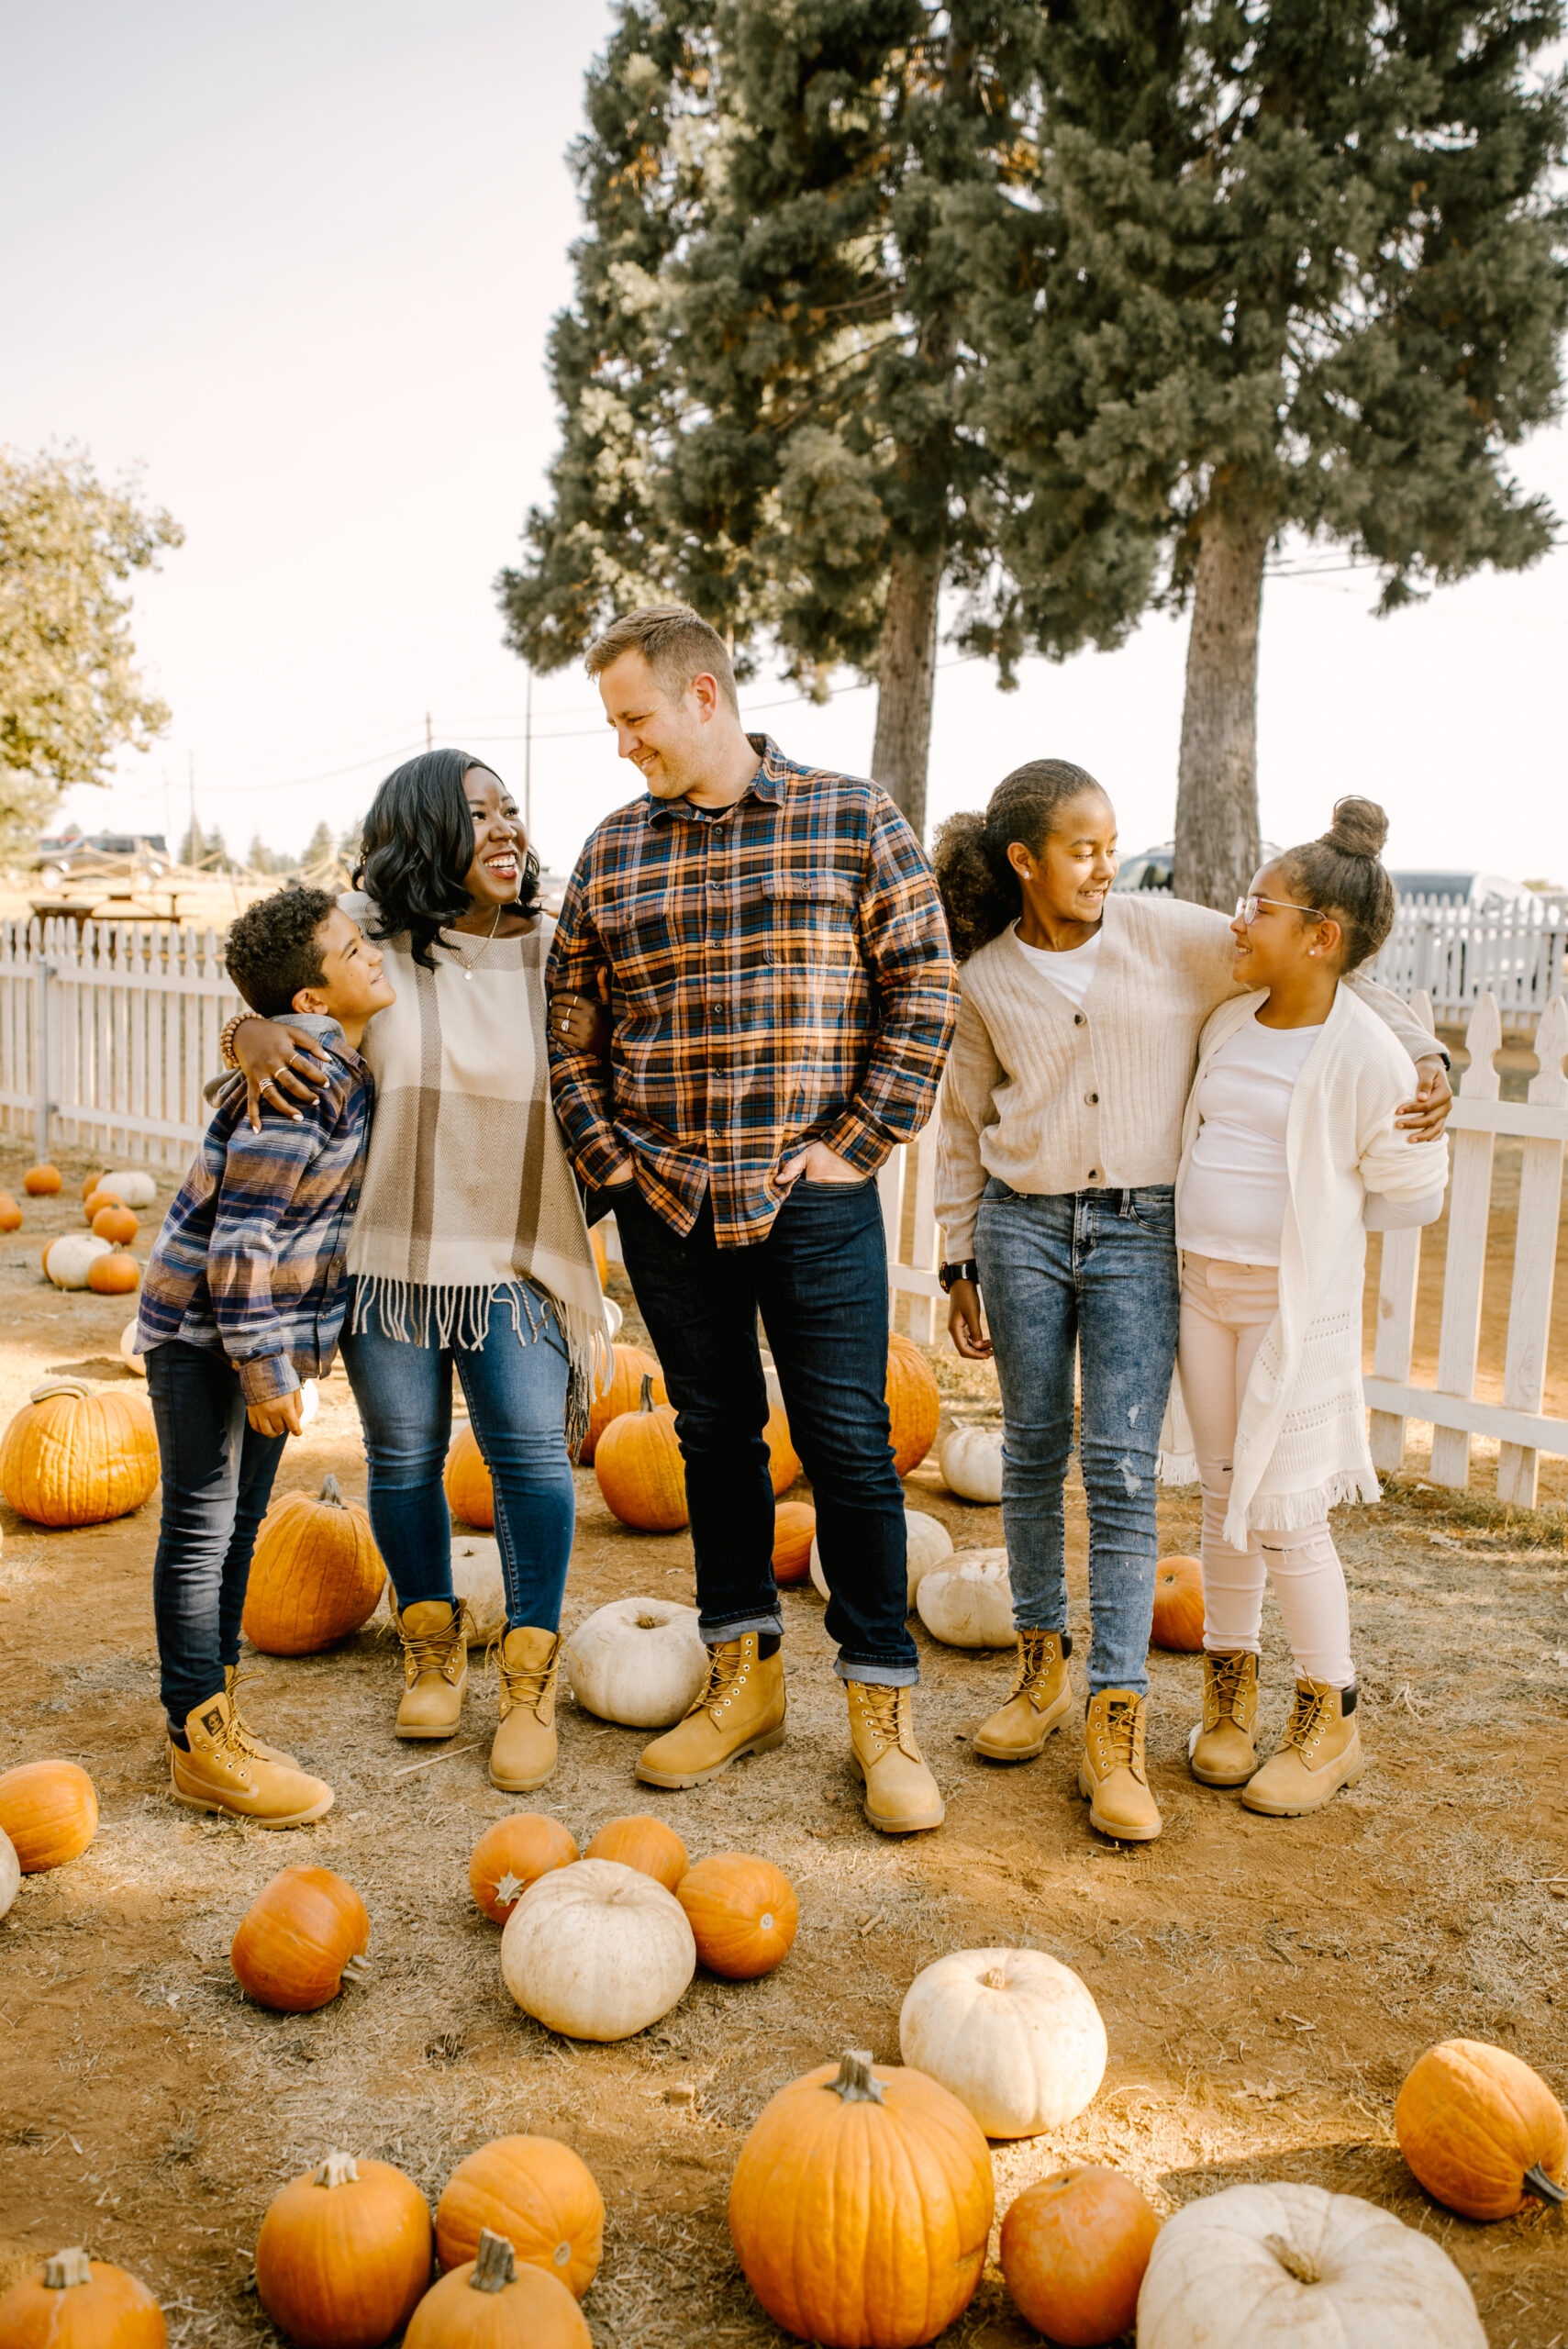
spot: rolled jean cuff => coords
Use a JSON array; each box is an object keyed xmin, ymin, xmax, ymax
[
  {"xmin": 695, "ymin": 1606, "xmax": 784, "ymax": 1645},
  {"xmin": 833, "ymin": 1655, "xmax": 919, "ymax": 1688}
]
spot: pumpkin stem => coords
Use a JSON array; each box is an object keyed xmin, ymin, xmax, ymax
[
  {"xmin": 470, "ymin": 2231, "xmax": 517, "ymax": 2293},
  {"xmin": 42, "ymin": 2251, "xmax": 92, "ymax": 2290},
  {"xmin": 1263, "ymin": 2233, "xmax": 1318, "ymax": 2286},
  {"xmin": 312, "ymin": 2152, "xmax": 360, "ymax": 2188},
  {"xmin": 638, "ymin": 1373, "xmax": 656, "ymax": 1412},
  {"xmin": 29, "ymin": 1380, "xmax": 89, "ymax": 1405},
  {"xmin": 1525, "ymin": 2164, "xmax": 1568, "ymax": 2208},
  {"xmin": 318, "ymin": 1475, "xmax": 345, "ymax": 1508},
  {"xmin": 339, "ymin": 1954, "xmax": 372, "ymax": 1985},
  {"xmin": 828, "ymin": 2050, "xmax": 885, "ymax": 2105},
  {"xmin": 983, "ymin": 1966, "xmax": 1008, "ymax": 1991}
]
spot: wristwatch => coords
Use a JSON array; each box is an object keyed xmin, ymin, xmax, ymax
[{"xmin": 938, "ymin": 1259, "xmax": 980, "ymax": 1294}]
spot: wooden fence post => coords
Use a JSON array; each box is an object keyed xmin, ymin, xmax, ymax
[
  {"xmin": 1369, "ymin": 989, "xmax": 1435, "ymax": 1475},
  {"xmin": 1496, "ymin": 993, "xmax": 1568, "ymax": 1507},
  {"xmin": 1429, "ymin": 994, "xmax": 1502, "ymax": 1488}
]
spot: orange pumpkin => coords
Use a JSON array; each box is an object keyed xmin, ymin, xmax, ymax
[
  {"xmin": 91, "ymin": 1204, "xmax": 139, "ymax": 1245},
  {"xmin": 1395, "ymin": 2039, "xmax": 1568, "ymax": 2220},
  {"xmin": 583, "ymin": 1812, "xmax": 687, "ymax": 1891},
  {"xmin": 1151, "ymin": 1555, "xmax": 1205, "ymax": 1652},
  {"xmin": 594, "ymin": 1375, "xmax": 687, "ymax": 1531},
  {"xmin": 468, "ymin": 1815, "xmax": 580, "ymax": 1923},
  {"xmin": 22, "ymin": 1164, "xmax": 61, "ymax": 1197},
  {"xmin": 580, "ymin": 1344, "xmax": 665, "ymax": 1465},
  {"xmin": 0, "ymin": 1759, "xmax": 97, "ymax": 1872},
  {"xmin": 772, "ymin": 1500, "xmax": 817, "ymax": 1586},
  {"xmin": 886, "ymin": 1332, "xmax": 940, "ymax": 1476},
  {"xmin": 591, "ymin": 1227, "xmax": 609, "ymax": 1287},
  {"xmin": 0, "ymin": 2248, "xmax": 166, "ymax": 2349},
  {"xmin": 254, "ymin": 2151, "xmax": 432, "ymax": 2349},
  {"xmin": 406, "ymin": 2232, "xmax": 590, "ymax": 2349},
  {"xmin": 0, "ymin": 1193, "xmax": 21, "ymax": 1233},
  {"xmin": 444, "ymin": 1425, "xmax": 495, "ymax": 1531},
  {"xmin": 81, "ymin": 1170, "xmax": 109, "ymax": 1200},
  {"xmin": 765, "ymin": 1401, "xmax": 800, "ymax": 1497},
  {"xmin": 729, "ymin": 2049, "xmax": 994, "ymax": 2348},
  {"xmin": 231, "ymin": 1865, "xmax": 370, "ymax": 2012},
  {"xmin": 0, "ymin": 1381, "xmax": 160, "ymax": 1528},
  {"xmin": 87, "ymin": 1249, "xmax": 140, "ymax": 1296},
  {"xmin": 998, "ymin": 2165, "xmax": 1160, "ymax": 2346},
  {"xmin": 241, "ymin": 1476, "xmax": 385, "ymax": 1655},
  {"xmin": 677, "ymin": 1854, "xmax": 798, "ymax": 1980},
  {"xmin": 436, "ymin": 2137, "xmax": 604, "ymax": 2298},
  {"xmin": 83, "ymin": 1186, "xmax": 125, "ymax": 1223}
]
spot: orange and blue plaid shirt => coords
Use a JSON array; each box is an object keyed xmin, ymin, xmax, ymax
[{"xmin": 544, "ymin": 737, "xmax": 959, "ymax": 1247}]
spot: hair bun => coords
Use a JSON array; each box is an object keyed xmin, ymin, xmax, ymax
[{"xmin": 1321, "ymin": 796, "xmax": 1388, "ymax": 861}]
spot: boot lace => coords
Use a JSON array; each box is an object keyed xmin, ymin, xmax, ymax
[
  {"xmin": 489, "ymin": 1634, "xmax": 559, "ymax": 1719},
  {"xmin": 1009, "ymin": 1629, "xmax": 1057, "ymax": 1703},
  {"xmin": 685, "ymin": 1641, "xmax": 751, "ymax": 1720},
  {"xmin": 1093, "ymin": 1694, "xmax": 1147, "ymax": 1781},
  {"xmin": 1207, "ymin": 1652, "xmax": 1251, "ymax": 1729},
  {"xmin": 855, "ymin": 1682, "xmax": 915, "ymax": 1758},
  {"xmin": 395, "ymin": 1602, "xmax": 470, "ymax": 1683},
  {"xmin": 1280, "ymin": 1683, "xmax": 1335, "ymax": 1757},
  {"xmin": 222, "ymin": 1667, "xmax": 274, "ymax": 1759}
]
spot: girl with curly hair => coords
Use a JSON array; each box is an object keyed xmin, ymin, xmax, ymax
[{"xmin": 932, "ymin": 762, "xmax": 1450, "ymax": 1844}]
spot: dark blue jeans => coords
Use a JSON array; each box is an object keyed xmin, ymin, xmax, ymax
[
  {"xmin": 973, "ymin": 1181, "xmax": 1181, "ymax": 1697},
  {"xmin": 339, "ymin": 1279, "xmax": 576, "ymax": 1633},
  {"xmin": 614, "ymin": 1179, "xmax": 916, "ymax": 1684},
  {"xmin": 145, "ymin": 1339, "xmax": 288, "ymax": 1733}
]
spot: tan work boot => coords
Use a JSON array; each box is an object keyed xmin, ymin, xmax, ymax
[
  {"xmin": 1187, "ymin": 1650, "xmax": 1260, "ymax": 1787},
  {"xmin": 224, "ymin": 1664, "xmax": 299, "ymax": 1767},
  {"xmin": 637, "ymin": 1635, "xmax": 785, "ymax": 1787},
  {"xmin": 1242, "ymin": 1680, "xmax": 1364, "ymax": 1816},
  {"xmin": 846, "ymin": 1682, "xmax": 945, "ymax": 1834},
  {"xmin": 170, "ymin": 1691, "xmax": 333, "ymax": 1828},
  {"xmin": 490, "ymin": 1627, "xmax": 562, "ymax": 1793},
  {"xmin": 1079, "ymin": 1689, "xmax": 1162, "ymax": 1842},
  {"xmin": 973, "ymin": 1630, "xmax": 1073, "ymax": 1761},
  {"xmin": 393, "ymin": 1598, "xmax": 469, "ymax": 1739}
]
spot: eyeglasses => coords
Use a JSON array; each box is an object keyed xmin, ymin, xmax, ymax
[{"xmin": 1234, "ymin": 894, "xmax": 1322, "ymax": 927}]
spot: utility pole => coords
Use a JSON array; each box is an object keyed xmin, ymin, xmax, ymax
[
  {"xmin": 426, "ymin": 711, "xmax": 433, "ymax": 751},
  {"xmin": 524, "ymin": 667, "xmax": 533, "ymax": 841},
  {"xmin": 187, "ymin": 751, "xmax": 197, "ymax": 868}
]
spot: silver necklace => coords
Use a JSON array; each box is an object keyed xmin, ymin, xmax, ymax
[{"xmin": 451, "ymin": 902, "xmax": 504, "ymax": 980}]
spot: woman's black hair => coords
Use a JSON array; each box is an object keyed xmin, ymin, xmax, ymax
[
  {"xmin": 932, "ymin": 759, "xmax": 1111, "ymax": 962},
  {"xmin": 1276, "ymin": 796, "xmax": 1396, "ymax": 974},
  {"xmin": 355, "ymin": 748, "xmax": 540, "ymax": 969}
]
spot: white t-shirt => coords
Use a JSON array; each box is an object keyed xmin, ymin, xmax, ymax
[
  {"xmin": 1010, "ymin": 921, "xmax": 1102, "ymax": 1008},
  {"xmin": 1178, "ymin": 1009, "xmax": 1325, "ymax": 1267}
]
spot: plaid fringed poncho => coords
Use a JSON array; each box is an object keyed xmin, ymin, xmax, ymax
[{"xmin": 340, "ymin": 894, "xmax": 609, "ymax": 1445}]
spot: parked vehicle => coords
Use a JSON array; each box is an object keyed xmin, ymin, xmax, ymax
[{"xmin": 1389, "ymin": 870, "xmax": 1537, "ymax": 908}]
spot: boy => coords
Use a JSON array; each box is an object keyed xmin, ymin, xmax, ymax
[{"xmin": 136, "ymin": 886, "xmax": 393, "ymax": 1825}]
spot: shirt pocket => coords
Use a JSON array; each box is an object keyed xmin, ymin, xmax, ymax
[
  {"xmin": 762, "ymin": 870, "xmax": 858, "ymax": 968},
  {"xmin": 595, "ymin": 885, "xmax": 683, "ymax": 1009}
]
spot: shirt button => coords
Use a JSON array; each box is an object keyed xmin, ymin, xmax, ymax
[
  {"xmin": 1088, "ymin": 1169, "xmax": 1101, "ymax": 1182},
  {"xmin": 1085, "ymin": 1092, "xmax": 1099, "ymax": 1106},
  {"xmin": 1073, "ymin": 1012, "xmax": 1086, "ymax": 1027}
]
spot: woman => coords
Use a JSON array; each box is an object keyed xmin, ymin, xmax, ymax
[
  {"xmin": 931, "ymin": 760, "xmax": 1449, "ymax": 1844},
  {"xmin": 1177, "ymin": 800, "xmax": 1446, "ymax": 1817},
  {"xmin": 223, "ymin": 750, "xmax": 607, "ymax": 1791}
]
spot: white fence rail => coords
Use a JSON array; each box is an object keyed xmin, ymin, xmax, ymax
[{"xmin": 1371, "ymin": 896, "xmax": 1568, "ymax": 1036}]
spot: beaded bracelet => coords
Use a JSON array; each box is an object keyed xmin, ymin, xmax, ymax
[{"xmin": 218, "ymin": 1011, "xmax": 257, "ymax": 1070}]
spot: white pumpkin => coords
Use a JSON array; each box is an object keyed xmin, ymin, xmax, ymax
[
  {"xmin": 370, "ymin": 1536, "xmax": 506, "ymax": 1644},
  {"xmin": 899, "ymin": 1947, "xmax": 1106, "ymax": 2137},
  {"xmin": 99, "ymin": 1168, "xmax": 158, "ymax": 1208},
  {"xmin": 938, "ymin": 1419, "xmax": 1005, "ymax": 1504},
  {"xmin": 916, "ymin": 1550, "xmax": 1015, "ymax": 1647},
  {"xmin": 810, "ymin": 1508, "xmax": 952, "ymax": 1608},
  {"xmin": 119, "ymin": 1320, "xmax": 147, "ymax": 1376},
  {"xmin": 500, "ymin": 1856, "xmax": 695, "ymax": 2042},
  {"xmin": 44, "ymin": 1233, "xmax": 112, "ymax": 1289},
  {"xmin": 564, "ymin": 1596, "xmax": 706, "ymax": 1727},
  {"xmin": 603, "ymin": 1296, "xmax": 624, "ymax": 1341},
  {"xmin": 0, "ymin": 1826, "xmax": 19, "ymax": 1922},
  {"xmin": 1139, "ymin": 2180, "xmax": 1485, "ymax": 2348}
]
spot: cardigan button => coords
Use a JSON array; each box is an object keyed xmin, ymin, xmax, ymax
[
  {"xmin": 1085, "ymin": 1091, "xmax": 1098, "ymax": 1105},
  {"xmin": 1073, "ymin": 1012, "xmax": 1086, "ymax": 1027}
]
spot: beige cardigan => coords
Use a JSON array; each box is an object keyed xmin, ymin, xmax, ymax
[
  {"xmin": 1169, "ymin": 986, "xmax": 1449, "ymax": 1540},
  {"xmin": 934, "ymin": 894, "xmax": 1439, "ymax": 1252}
]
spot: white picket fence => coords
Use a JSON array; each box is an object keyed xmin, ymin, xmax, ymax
[{"xmin": 1371, "ymin": 896, "xmax": 1568, "ymax": 1036}]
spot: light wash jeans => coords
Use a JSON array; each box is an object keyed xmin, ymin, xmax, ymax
[{"xmin": 973, "ymin": 1180, "xmax": 1181, "ymax": 1696}]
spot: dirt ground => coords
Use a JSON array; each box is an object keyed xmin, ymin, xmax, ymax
[{"xmin": 2, "ymin": 1136, "xmax": 1566, "ymax": 2348}]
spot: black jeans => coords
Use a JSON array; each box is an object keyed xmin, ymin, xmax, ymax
[
  {"xmin": 145, "ymin": 1339, "xmax": 287, "ymax": 1733},
  {"xmin": 613, "ymin": 1178, "xmax": 917, "ymax": 1684}
]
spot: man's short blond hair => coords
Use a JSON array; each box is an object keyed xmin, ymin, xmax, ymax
[{"xmin": 585, "ymin": 603, "xmax": 740, "ymax": 716}]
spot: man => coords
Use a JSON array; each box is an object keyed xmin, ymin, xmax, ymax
[{"xmin": 546, "ymin": 604, "xmax": 959, "ymax": 1833}]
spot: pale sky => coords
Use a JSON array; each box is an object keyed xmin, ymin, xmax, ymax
[{"xmin": 6, "ymin": 1, "xmax": 1565, "ymax": 884}]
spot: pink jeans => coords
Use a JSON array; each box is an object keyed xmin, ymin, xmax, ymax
[{"xmin": 1177, "ymin": 1253, "xmax": 1353, "ymax": 1688}]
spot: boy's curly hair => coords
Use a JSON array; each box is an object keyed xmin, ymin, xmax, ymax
[{"xmin": 224, "ymin": 885, "xmax": 341, "ymax": 1016}]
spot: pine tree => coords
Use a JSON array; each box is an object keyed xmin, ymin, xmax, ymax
[
  {"xmin": 178, "ymin": 818, "xmax": 206, "ymax": 869},
  {"xmin": 300, "ymin": 820, "xmax": 335, "ymax": 874},
  {"xmin": 499, "ymin": 3, "xmax": 1142, "ymax": 836},
  {"xmin": 968, "ymin": 0, "xmax": 1568, "ymax": 907}
]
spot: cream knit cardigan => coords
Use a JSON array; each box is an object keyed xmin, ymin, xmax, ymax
[
  {"xmin": 934, "ymin": 893, "xmax": 1439, "ymax": 1252},
  {"xmin": 1171, "ymin": 985, "xmax": 1449, "ymax": 1542}
]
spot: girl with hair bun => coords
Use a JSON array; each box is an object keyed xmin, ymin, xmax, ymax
[
  {"xmin": 933, "ymin": 768, "xmax": 1451, "ymax": 1845},
  {"xmin": 1175, "ymin": 799, "xmax": 1448, "ymax": 1818}
]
